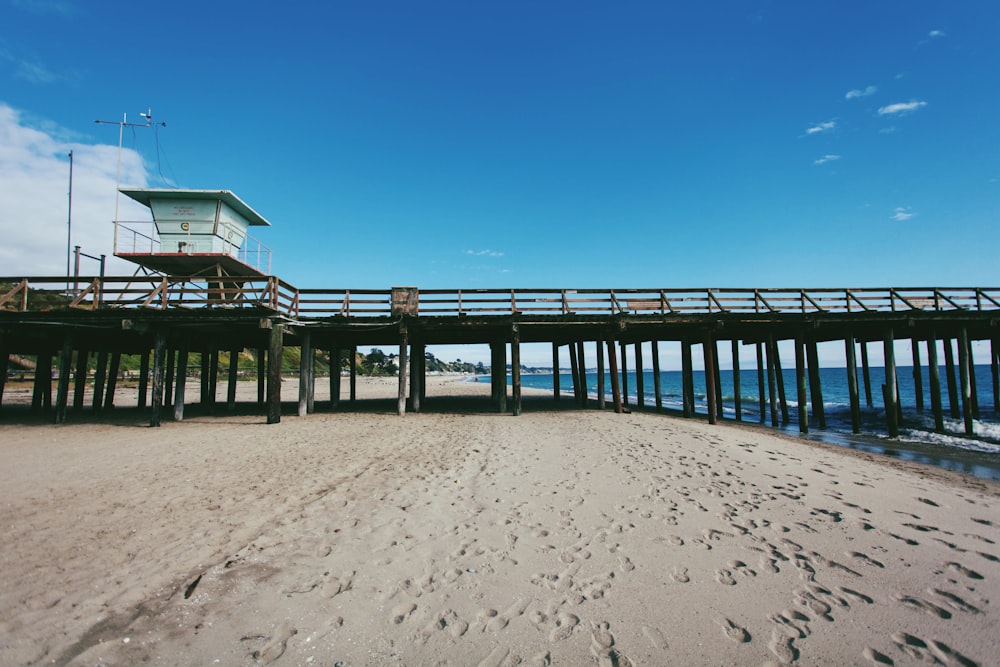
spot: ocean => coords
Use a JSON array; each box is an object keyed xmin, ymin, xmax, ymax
[{"xmin": 489, "ymin": 365, "xmax": 1000, "ymax": 480}]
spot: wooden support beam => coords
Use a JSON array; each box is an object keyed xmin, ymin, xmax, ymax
[
  {"xmin": 349, "ymin": 346, "xmax": 357, "ymax": 403},
  {"xmin": 806, "ymin": 339, "xmax": 825, "ymax": 429},
  {"xmin": 512, "ymin": 324, "xmax": 521, "ymax": 416},
  {"xmin": 927, "ymin": 335, "xmax": 944, "ymax": 432},
  {"xmin": 256, "ymin": 346, "xmax": 266, "ymax": 406},
  {"xmin": 92, "ymin": 351, "xmax": 108, "ymax": 413},
  {"xmin": 299, "ymin": 331, "xmax": 313, "ymax": 417},
  {"xmin": 55, "ymin": 336, "xmax": 73, "ymax": 424},
  {"xmin": 150, "ymin": 331, "xmax": 166, "ymax": 427},
  {"xmin": 397, "ymin": 326, "xmax": 409, "ymax": 417},
  {"xmin": 704, "ymin": 332, "xmax": 718, "ymax": 425},
  {"xmin": 608, "ymin": 338, "xmax": 623, "ymax": 414},
  {"xmin": 652, "ymin": 340, "xmax": 663, "ymax": 411},
  {"xmin": 552, "ymin": 342, "xmax": 560, "ymax": 400},
  {"xmin": 266, "ymin": 323, "xmax": 283, "ymax": 424},
  {"xmin": 104, "ymin": 352, "xmax": 121, "ymax": 410},
  {"xmin": 208, "ymin": 349, "xmax": 219, "ymax": 413},
  {"xmin": 712, "ymin": 339, "xmax": 723, "ymax": 421},
  {"xmin": 731, "ymin": 339, "xmax": 741, "ymax": 421},
  {"xmin": 165, "ymin": 348, "xmax": 175, "ymax": 409},
  {"xmin": 911, "ymin": 339, "xmax": 924, "ymax": 412},
  {"xmin": 958, "ymin": 328, "xmax": 974, "ymax": 435},
  {"xmin": 768, "ymin": 337, "xmax": 789, "ymax": 424},
  {"xmin": 227, "ymin": 347, "xmax": 239, "ymax": 411},
  {"xmin": 577, "ymin": 340, "xmax": 588, "ymax": 407},
  {"xmin": 35, "ymin": 351, "xmax": 53, "ymax": 413},
  {"xmin": 330, "ymin": 344, "xmax": 341, "ymax": 410},
  {"xmin": 0, "ymin": 334, "xmax": 9, "ymax": 412},
  {"xmin": 411, "ymin": 342, "xmax": 425, "ymax": 413},
  {"xmin": 494, "ymin": 341, "xmax": 507, "ymax": 413},
  {"xmin": 568, "ymin": 341, "xmax": 581, "ymax": 404},
  {"xmin": 635, "ymin": 341, "xmax": 644, "ymax": 408},
  {"xmin": 200, "ymin": 351, "xmax": 211, "ymax": 407},
  {"xmin": 756, "ymin": 343, "xmax": 766, "ymax": 424},
  {"xmin": 845, "ymin": 335, "xmax": 861, "ymax": 434},
  {"xmin": 795, "ymin": 335, "xmax": 809, "ymax": 433},
  {"xmin": 597, "ymin": 339, "xmax": 606, "ymax": 410},
  {"xmin": 944, "ymin": 338, "xmax": 959, "ymax": 418},
  {"xmin": 138, "ymin": 347, "xmax": 151, "ymax": 409},
  {"xmin": 992, "ymin": 335, "xmax": 1000, "ymax": 413},
  {"xmin": 966, "ymin": 334, "xmax": 979, "ymax": 419},
  {"xmin": 766, "ymin": 339, "xmax": 779, "ymax": 427},
  {"xmin": 73, "ymin": 348, "xmax": 88, "ymax": 412},
  {"xmin": 883, "ymin": 329, "xmax": 899, "ymax": 438},
  {"xmin": 681, "ymin": 340, "xmax": 694, "ymax": 418},
  {"xmin": 174, "ymin": 343, "xmax": 189, "ymax": 422},
  {"xmin": 620, "ymin": 340, "xmax": 629, "ymax": 408},
  {"xmin": 860, "ymin": 342, "xmax": 874, "ymax": 408}
]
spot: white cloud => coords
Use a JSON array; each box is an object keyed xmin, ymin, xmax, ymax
[
  {"xmin": 814, "ymin": 155, "xmax": 841, "ymax": 165},
  {"xmin": 845, "ymin": 85, "xmax": 877, "ymax": 100},
  {"xmin": 805, "ymin": 120, "xmax": 836, "ymax": 135},
  {"xmin": 0, "ymin": 102, "xmax": 150, "ymax": 276},
  {"xmin": 891, "ymin": 207, "xmax": 914, "ymax": 222},
  {"xmin": 928, "ymin": 29, "xmax": 947, "ymax": 38},
  {"xmin": 465, "ymin": 249, "xmax": 504, "ymax": 258},
  {"xmin": 878, "ymin": 100, "xmax": 927, "ymax": 115}
]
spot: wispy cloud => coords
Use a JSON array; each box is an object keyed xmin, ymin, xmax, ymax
[
  {"xmin": 466, "ymin": 249, "xmax": 504, "ymax": 258},
  {"xmin": 891, "ymin": 207, "xmax": 914, "ymax": 222},
  {"xmin": 0, "ymin": 47, "xmax": 60, "ymax": 84},
  {"xmin": 845, "ymin": 85, "xmax": 877, "ymax": 100},
  {"xmin": 814, "ymin": 155, "xmax": 841, "ymax": 165},
  {"xmin": 878, "ymin": 100, "xmax": 927, "ymax": 115},
  {"xmin": 928, "ymin": 29, "xmax": 947, "ymax": 38},
  {"xmin": 805, "ymin": 120, "xmax": 836, "ymax": 136}
]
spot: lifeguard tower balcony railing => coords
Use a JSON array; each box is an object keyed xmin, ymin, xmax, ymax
[{"xmin": 114, "ymin": 219, "xmax": 272, "ymax": 275}]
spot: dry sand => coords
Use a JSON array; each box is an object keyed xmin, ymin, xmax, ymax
[{"xmin": 1, "ymin": 376, "xmax": 998, "ymax": 666}]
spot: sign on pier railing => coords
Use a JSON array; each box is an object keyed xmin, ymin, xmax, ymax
[{"xmin": 2, "ymin": 278, "xmax": 999, "ymax": 318}]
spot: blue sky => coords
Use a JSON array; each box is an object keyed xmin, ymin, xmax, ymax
[{"xmin": 1, "ymin": 1, "xmax": 998, "ymax": 364}]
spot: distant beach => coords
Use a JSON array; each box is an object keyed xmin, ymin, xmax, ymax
[{"xmin": 1, "ymin": 376, "xmax": 998, "ymax": 665}]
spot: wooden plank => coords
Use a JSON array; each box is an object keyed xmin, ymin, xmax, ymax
[
  {"xmin": 681, "ymin": 341, "xmax": 694, "ymax": 418},
  {"xmin": 397, "ymin": 326, "xmax": 408, "ymax": 416},
  {"xmin": 635, "ymin": 342, "xmax": 644, "ymax": 408},
  {"xmin": 227, "ymin": 347, "xmax": 239, "ymax": 411},
  {"xmin": 911, "ymin": 339, "xmax": 924, "ymax": 412},
  {"xmin": 756, "ymin": 343, "xmax": 766, "ymax": 424},
  {"xmin": 704, "ymin": 333, "xmax": 718, "ymax": 424},
  {"xmin": 552, "ymin": 342, "xmax": 560, "ymax": 400},
  {"xmin": 330, "ymin": 343, "xmax": 341, "ymax": 410},
  {"xmin": 568, "ymin": 342, "xmax": 581, "ymax": 404},
  {"xmin": 958, "ymin": 328, "xmax": 974, "ymax": 435},
  {"xmin": 150, "ymin": 332, "xmax": 166, "ymax": 427},
  {"xmin": 299, "ymin": 331, "xmax": 312, "ymax": 417},
  {"xmin": 577, "ymin": 340, "xmax": 588, "ymax": 407},
  {"xmin": 927, "ymin": 335, "xmax": 944, "ymax": 432},
  {"xmin": 104, "ymin": 352, "xmax": 121, "ymax": 410},
  {"xmin": 845, "ymin": 335, "xmax": 861, "ymax": 434},
  {"xmin": 652, "ymin": 340, "xmax": 662, "ymax": 411},
  {"xmin": 55, "ymin": 336, "xmax": 73, "ymax": 424},
  {"xmin": 266, "ymin": 324, "xmax": 283, "ymax": 424},
  {"xmin": 73, "ymin": 348, "xmax": 89, "ymax": 412},
  {"xmin": 883, "ymin": 329, "xmax": 899, "ymax": 437},
  {"xmin": 944, "ymin": 338, "xmax": 959, "ymax": 418},
  {"xmin": 512, "ymin": 324, "xmax": 521, "ymax": 416},
  {"xmin": 795, "ymin": 335, "xmax": 809, "ymax": 433},
  {"xmin": 620, "ymin": 340, "xmax": 629, "ymax": 408},
  {"xmin": 174, "ymin": 343, "xmax": 189, "ymax": 422},
  {"xmin": 766, "ymin": 338, "xmax": 779, "ymax": 427},
  {"xmin": 138, "ymin": 347, "xmax": 150, "ymax": 409},
  {"xmin": 596, "ymin": 339, "xmax": 606, "ymax": 410},
  {"xmin": 92, "ymin": 351, "xmax": 108, "ymax": 413},
  {"xmin": 771, "ymin": 337, "xmax": 789, "ymax": 424},
  {"xmin": 860, "ymin": 342, "xmax": 873, "ymax": 408},
  {"xmin": 608, "ymin": 339, "xmax": 623, "ymax": 414},
  {"xmin": 966, "ymin": 334, "xmax": 979, "ymax": 419},
  {"xmin": 807, "ymin": 339, "xmax": 825, "ymax": 429}
]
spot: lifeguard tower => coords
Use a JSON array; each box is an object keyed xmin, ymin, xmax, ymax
[{"xmin": 115, "ymin": 189, "xmax": 272, "ymax": 278}]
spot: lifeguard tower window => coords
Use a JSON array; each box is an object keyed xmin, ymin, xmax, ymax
[{"xmin": 116, "ymin": 189, "xmax": 272, "ymax": 277}]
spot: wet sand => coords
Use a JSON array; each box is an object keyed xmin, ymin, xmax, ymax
[{"xmin": 1, "ymin": 377, "xmax": 998, "ymax": 666}]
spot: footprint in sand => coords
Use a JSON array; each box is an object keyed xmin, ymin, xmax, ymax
[
  {"xmin": 946, "ymin": 561, "xmax": 984, "ymax": 580},
  {"xmin": 549, "ymin": 612, "xmax": 580, "ymax": 641},
  {"xmin": 895, "ymin": 594, "xmax": 952, "ymax": 619},
  {"xmin": 715, "ymin": 617, "xmax": 750, "ymax": 643},
  {"xmin": 768, "ymin": 628, "xmax": 799, "ymax": 664},
  {"xmin": 391, "ymin": 602, "xmax": 418, "ymax": 624},
  {"xmin": 642, "ymin": 625, "xmax": 668, "ymax": 649},
  {"xmin": 671, "ymin": 567, "xmax": 690, "ymax": 583},
  {"xmin": 715, "ymin": 569, "xmax": 737, "ymax": 586},
  {"xmin": 249, "ymin": 621, "xmax": 296, "ymax": 665},
  {"xmin": 862, "ymin": 646, "xmax": 893, "ymax": 665}
]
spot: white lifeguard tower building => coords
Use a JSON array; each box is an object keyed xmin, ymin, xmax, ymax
[{"xmin": 115, "ymin": 189, "xmax": 271, "ymax": 278}]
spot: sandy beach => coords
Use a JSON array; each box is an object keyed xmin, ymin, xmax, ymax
[{"xmin": 1, "ymin": 376, "xmax": 998, "ymax": 666}]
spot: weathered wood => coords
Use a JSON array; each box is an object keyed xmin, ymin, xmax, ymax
[
  {"xmin": 330, "ymin": 344, "xmax": 341, "ymax": 409},
  {"xmin": 966, "ymin": 334, "xmax": 979, "ymax": 419},
  {"xmin": 568, "ymin": 341, "xmax": 581, "ymax": 404},
  {"xmin": 266, "ymin": 324, "xmax": 283, "ymax": 424},
  {"xmin": 208, "ymin": 349, "xmax": 219, "ymax": 413},
  {"xmin": 104, "ymin": 352, "xmax": 121, "ymax": 409},
  {"xmin": 731, "ymin": 339, "xmax": 741, "ymax": 421},
  {"xmin": 0, "ymin": 333, "xmax": 8, "ymax": 411},
  {"xmin": 491, "ymin": 341, "xmax": 502, "ymax": 410},
  {"xmin": 704, "ymin": 333, "xmax": 718, "ymax": 424},
  {"xmin": 73, "ymin": 348, "xmax": 89, "ymax": 412},
  {"xmin": 795, "ymin": 335, "xmax": 809, "ymax": 433},
  {"xmin": 55, "ymin": 336, "xmax": 73, "ymax": 424},
  {"xmin": 32, "ymin": 351, "xmax": 53, "ymax": 413},
  {"xmin": 652, "ymin": 339, "xmax": 662, "ymax": 411},
  {"xmin": 766, "ymin": 339, "xmax": 779, "ymax": 427},
  {"xmin": 411, "ymin": 342, "xmax": 424, "ymax": 413},
  {"xmin": 92, "ymin": 351, "xmax": 108, "ymax": 413},
  {"xmin": 299, "ymin": 331, "xmax": 312, "ymax": 417},
  {"xmin": 883, "ymin": 329, "xmax": 899, "ymax": 437},
  {"xmin": 512, "ymin": 324, "xmax": 521, "ymax": 416},
  {"xmin": 927, "ymin": 335, "xmax": 944, "ymax": 432},
  {"xmin": 681, "ymin": 340, "xmax": 694, "ymax": 418},
  {"xmin": 165, "ymin": 348, "xmax": 175, "ymax": 408},
  {"xmin": 635, "ymin": 341, "xmax": 644, "ymax": 408},
  {"xmin": 174, "ymin": 343, "xmax": 189, "ymax": 422},
  {"xmin": 256, "ymin": 346, "xmax": 266, "ymax": 405},
  {"xmin": 138, "ymin": 347, "xmax": 151, "ymax": 409},
  {"xmin": 756, "ymin": 343, "xmax": 766, "ymax": 424},
  {"xmin": 845, "ymin": 335, "xmax": 861, "ymax": 433},
  {"xmin": 349, "ymin": 346, "xmax": 357, "ymax": 403},
  {"xmin": 993, "ymin": 335, "xmax": 1000, "ymax": 413},
  {"xmin": 712, "ymin": 339, "xmax": 723, "ymax": 421},
  {"xmin": 860, "ymin": 342, "xmax": 874, "ymax": 408},
  {"xmin": 620, "ymin": 340, "xmax": 629, "ymax": 407},
  {"xmin": 911, "ymin": 339, "xmax": 924, "ymax": 411},
  {"xmin": 577, "ymin": 340, "xmax": 588, "ymax": 407},
  {"xmin": 608, "ymin": 338, "xmax": 623, "ymax": 414},
  {"xmin": 552, "ymin": 342, "xmax": 560, "ymax": 400},
  {"xmin": 494, "ymin": 341, "xmax": 507, "ymax": 413},
  {"xmin": 943, "ymin": 338, "xmax": 959, "ymax": 418},
  {"xmin": 150, "ymin": 331, "xmax": 166, "ymax": 427},
  {"xmin": 806, "ymin": 339, "xmax": 825, "ymax": 429},
  {"xmin": 200, "ymin": 351, "xmax": 211, "ymax": 407},
  {"xmin": 397, "ymin": 326, "xmax": 408, "ymax": 417},
  {"xmin": 958, "ymin": 328, "xmax": 974, "ymax": 435},
  {"xmin": 227, "ymin": 347, "xmax": 239, "ymax": 411},
  {"xmin": 596, "ymin": 339, "xmax": 606, "ymax": 410}
]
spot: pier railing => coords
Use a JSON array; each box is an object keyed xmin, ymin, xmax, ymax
[{"xmin": 2, "ymin": 278, "xmax": 999, "ymax": 318}]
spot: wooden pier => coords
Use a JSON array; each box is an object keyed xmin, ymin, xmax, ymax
[{"xmin": 2, "ymin": 277, "xmax": 999, "ymax": 439}]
